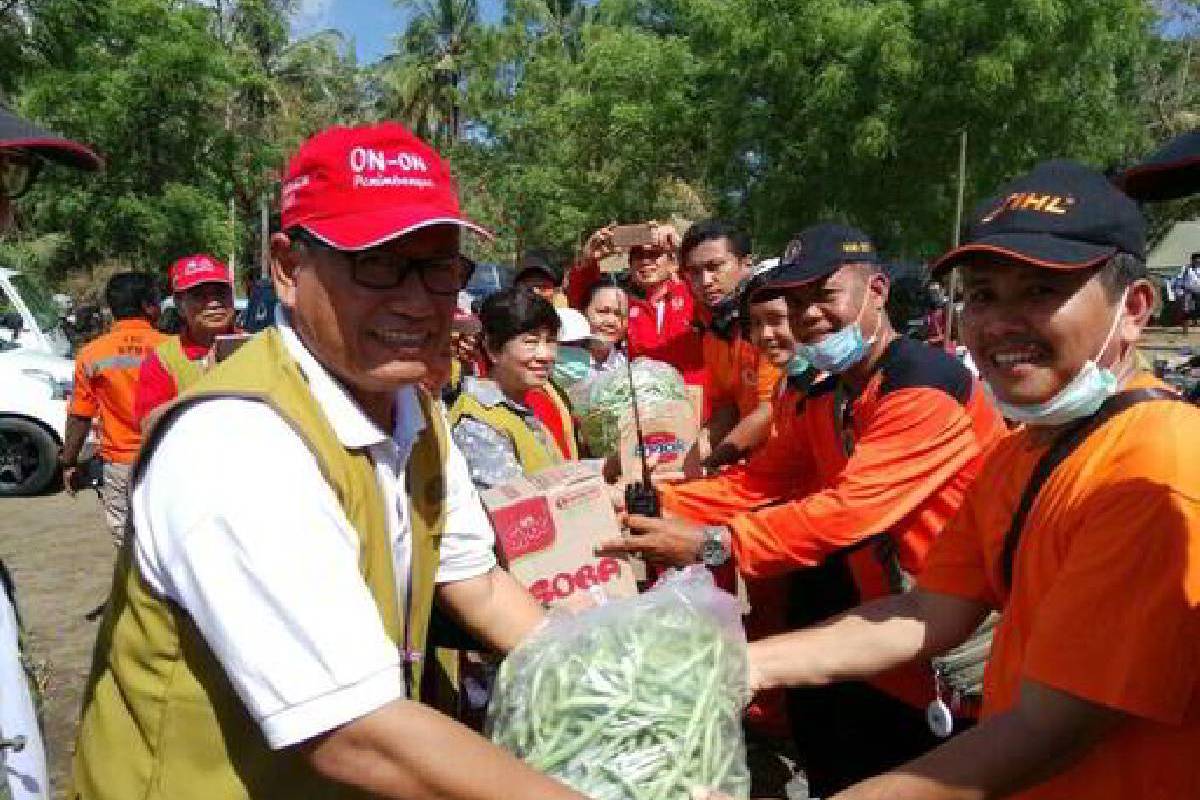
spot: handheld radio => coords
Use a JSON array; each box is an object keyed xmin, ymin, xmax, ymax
[{"xmin": 622, "ymin": 357, "xmax": 661, "ymax": 518}]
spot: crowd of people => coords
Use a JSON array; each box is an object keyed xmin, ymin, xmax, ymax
[{"xmin": 0, "ymin": 98, "xmax": 1198, "ymax": 800}]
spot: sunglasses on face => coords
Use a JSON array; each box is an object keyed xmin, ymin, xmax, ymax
[
  {"xmin": 293, "ymin": 228, "xmax": 475, "ymax": 295},
  {"xmin": 0, "ymin": 150, "xmax": 42, "ymax": 199}
]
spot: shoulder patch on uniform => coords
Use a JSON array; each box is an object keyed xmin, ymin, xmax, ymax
[{"xmin": 878, "ymin": 338, "xmax": 972, "ymax": 405}]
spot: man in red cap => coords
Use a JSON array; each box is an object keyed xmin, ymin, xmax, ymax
[
  {"xmin": 133, "ymin": 253, "xmax": 238, "ymax": 423},
  {"xmin": 72, "ymin": 123, "xmax": 588, "ymax": 800}
]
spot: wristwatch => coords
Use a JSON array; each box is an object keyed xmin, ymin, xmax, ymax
[{"xmin": 699, "ymin": 525, "xmax": 731, "ymax": 567}]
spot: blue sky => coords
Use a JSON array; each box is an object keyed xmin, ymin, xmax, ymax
[{"xmin": 293, "ymin": 0, "xmax": 507, "ymax": 64}]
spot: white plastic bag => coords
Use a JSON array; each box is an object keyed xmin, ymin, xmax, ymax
[
  {"xmin": 487, "ymin": 567, "xmax": 751, "ymax": 800},
  {"xmin": 571, "ymin": 357, "xmax": 690, "ymax": 457}
]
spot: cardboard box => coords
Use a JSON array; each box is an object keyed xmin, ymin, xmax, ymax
[
  {"xmin": 617, "ymin": 397, "xmax": 700, "ymax": 480},
  {"xmin": 481, "ymin": 462, "xmax": 638, "ymax": 607}
]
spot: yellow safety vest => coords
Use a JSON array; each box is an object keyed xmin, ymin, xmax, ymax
[
  {"xmin": 448, "ymin": 387, "xmax": 565, "ymax": 475},
  {"xmin": 71, "ymin": 326, "xmax": 448, "ymax": 800},
  {"xmin": 153, "ymin": 335, "xmax": 206, "ymax": 395}
]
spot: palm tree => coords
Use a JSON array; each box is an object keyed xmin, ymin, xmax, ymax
[{"xmin": 373, "ymin": 0, "xmax": 480, "ymax": 146}]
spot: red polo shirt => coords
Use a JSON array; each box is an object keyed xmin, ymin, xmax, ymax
[{"xmin": 133, "ymin": 332, "xmax": 208, "ymax": 424}]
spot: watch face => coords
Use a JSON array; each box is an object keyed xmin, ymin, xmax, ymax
[{"xmin": 702, "ymin": 530, "xmax": 729, "ymax": 566}]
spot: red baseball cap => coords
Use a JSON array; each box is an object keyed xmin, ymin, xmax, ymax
[
  {"xmin": 169, "ymin": 254, "xmax": 232, "ymax": 293},
  {"xmin": 280, "ymin": 122, "xmax": 490, "ymax": 251}
]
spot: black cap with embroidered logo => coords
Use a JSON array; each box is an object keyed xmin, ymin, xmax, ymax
[
  {"xmin": 1115, "ymin": 129, "xmax": 1200, "ymax": 203},
  {"xmin": 932, "ymin": 159, "xmax": 1144, "ymax": 276},
  {"xmin": 751, "ymin": 223, "xmax": 879, "ymax": 300}
]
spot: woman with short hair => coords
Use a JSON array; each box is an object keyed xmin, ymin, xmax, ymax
[{"xmin": 448, "ymin": 287, "xmax": 578, "ymax": 489}]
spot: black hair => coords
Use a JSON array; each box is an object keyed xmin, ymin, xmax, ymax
[
  {"xmin": 480, "ymin": 287, "xmax": 560, "ymax": 351},
  {"xmin": 105, "ymin": 272, "xmax": 160, "ymax": 320},
  {"xmin": 580, "ymin": 274, "xmax": 626, "ymax": 312},
  {"xmin": 680, "ymin": 219, "xmax": 751, "ymax": 267},
  {"xmin": 1097, "ymin": 252, "xmax": 1147, "ymax": 299}
]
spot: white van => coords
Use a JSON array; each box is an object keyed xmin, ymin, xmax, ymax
[
  {"xmin": 0, "ymin": 268, "xmax": 78, "ymax": 495},
  {"xmin": 0, "ymin": 268, "xmax": 70, "ymax": 357}
]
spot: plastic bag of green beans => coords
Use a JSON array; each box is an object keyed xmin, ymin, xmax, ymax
[
  {"xmin": 571, "ymin": 357, "xmax": 690, "ymax": 457},
  {"xmin": 487, "ymin": 567, "xmax": 751, "ymax": 800}
]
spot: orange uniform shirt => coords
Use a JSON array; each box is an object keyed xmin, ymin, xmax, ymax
[
  {"xmin": 660, "ymin": 337, "xmax": 1007, "ymax": 707},
  {"xmin": 69, "ymin": 319, "xmax": 166, "ymax": 464},
  {"xmin": 919, "ymin": 374, "xmax": 1200, "ymax": 799},
  {"xmin": 703, "ymin": 328, "xmax": 781, "ymax": 418}
]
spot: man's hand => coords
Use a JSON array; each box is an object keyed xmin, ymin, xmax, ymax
[
  {"xmin": 649, "ymin": 221, "xmax": 681, "ymax": 253},
  {"xmin": 595, "ymin": 513, "xmax": 704, "ymax": 567},
  {"xmin": 583, "ymin": 224, "xmax": 617, "ymax": 265},
  {"xmin": 60, "ymin": 414, "xmax": 93, "ymax": 496},
  {"xmin": 62, "ymin": 462, "xmax": 79, "ymax": 496}
]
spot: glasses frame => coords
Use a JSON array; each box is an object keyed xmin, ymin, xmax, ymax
[{"xmin": 292, "ymin": 228, "xmax": 475, "ymax": 296}]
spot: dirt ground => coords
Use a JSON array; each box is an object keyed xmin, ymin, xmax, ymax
[
  {"xmin": 1, "ymin": 327, "xmax": 1196, "ymax": 799},
  {"xmin": 1, "ymin": 488, "xmax": 113, "ymax": 797}
]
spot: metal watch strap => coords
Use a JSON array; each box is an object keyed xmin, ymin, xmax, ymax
[{"xmin": 700, "ymin": 525, "xmax": 730, "ymax": 567}]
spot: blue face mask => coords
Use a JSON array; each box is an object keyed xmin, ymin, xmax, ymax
[
  {"xmin": 984, "ymin": 292, "xmax": 1125, "ymax": 427},
  {"xmin": 796, "ymin": 286, "xmax": 877, "ymax": 374},
  {"xmin": 785, "ymin": 352, "xmax": 812, "ymax": 377}
]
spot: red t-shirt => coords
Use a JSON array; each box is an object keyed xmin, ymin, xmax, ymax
[
  {"xmin": 625, "ymin": 278, "xmax": 706, "ymax": 408},
  {"xmin": 567, "ymin": 262, "xmax": 707, "ymax": 410},
  {"xmin": 133, "ymin": 333, "xmax": 208, "ymax": 425}
]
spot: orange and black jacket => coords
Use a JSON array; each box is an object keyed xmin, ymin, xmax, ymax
[{"xmin": 660, "ymin": 336, "xmax": 1007, "ymax": 707}]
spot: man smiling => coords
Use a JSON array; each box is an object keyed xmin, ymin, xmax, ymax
[
  {"xmin": 134, "ymin": 253, "xmax": 238, "ymax": 422},
  {"xmin": 71, "ymin": 123, "xmax": 588, "ymax": 800},
  {"xmin": 600, "ymin": 223, "xmax": 1006, "ymax": 795},
  {"xmin": 747, "ymin": 160, "xmax": 1200, "ymax": 799}
]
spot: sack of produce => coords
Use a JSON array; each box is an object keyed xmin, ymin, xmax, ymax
[
  {"xmin": 487, "ymin": 567, "xmax": 751, "ymax": 800},
  {"xmin": 571, "ymin": 357, "xmax": 690, "ymax": 458}
]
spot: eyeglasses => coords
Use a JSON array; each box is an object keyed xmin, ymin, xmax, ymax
[
  {"xmin": 294, "ymin": 229, "xmax": 475, "ymax": 295},
  {"xmin": 0, "ymin": 150, "xmax": 42, "ymax": 199}
]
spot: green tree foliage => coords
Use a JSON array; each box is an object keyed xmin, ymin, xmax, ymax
[
  {"xmin": 15, "ymin": 0, "xmax": 241, "ymax": 277},
  {"xmin": 368, "ymin": 0, "xmax": 480, "ymax": 148},
  {"xmin": 3, "ymin": 0, "xmax": 1194, "ymax": 285},
  {"xmin": 8, "ymin": 0, "xmax": 358, "ymax": 283},
  {"xmin": 450, "ymin": 1, "xmax": 705, "ymax": 261},
  {"xmin": 643, "ymin": 0, "xmax": 1158, "ymax": 258}
]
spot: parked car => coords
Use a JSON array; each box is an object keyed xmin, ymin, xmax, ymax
[
  {"xmin": 0, "ymin": 267, "xmax": 70, "ymax": 357},
  {"xmin": 0, "ymin": 362, "xmax": 72, "ymax": 496}
]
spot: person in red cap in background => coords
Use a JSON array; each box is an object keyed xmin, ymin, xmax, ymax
[
  {"xmin": 569, "ymin": 221, "xmax": 707, "ymax": 412},
  {"xmin": 71, "ymin": 122, "xmax": 589, "ymax": 800},
  {"xmin": 133, "ymin": 254, "xmax": 238, "ymax": 423}
]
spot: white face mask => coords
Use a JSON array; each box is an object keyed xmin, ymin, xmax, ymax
[{"xmin": 983, "ymin": 290, "xmax": 1127, "ymax": 426}]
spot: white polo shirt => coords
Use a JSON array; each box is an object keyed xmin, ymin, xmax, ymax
[{"xmin": 130, "ymin": 318, "xmax": 497, "ymax": 749}]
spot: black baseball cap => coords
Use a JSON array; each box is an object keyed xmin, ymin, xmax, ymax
[
  {"xmin": 932, "ymin": 159, "xmax": 1145, "ymax": 276},
  {"xmin": 514, "ymin": 250, "xmax": 562, "ymax": 286},
  {"xmin": 749, "ymin": 223, "xmax": 879, "ymax": 301},
  {"xmin": 0, "ymin": 105, "xmax": 103, "ymax": 171},
  {"xmin": 1115, "ymin": 129, "xmax": 1200, "ymax": 203}
]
